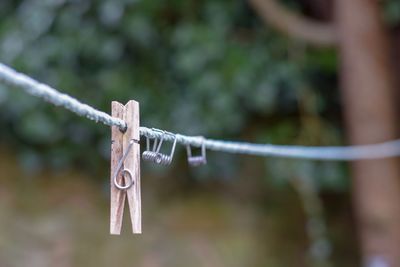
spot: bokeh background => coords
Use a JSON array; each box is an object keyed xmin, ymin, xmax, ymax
[{"xmin": 0, "ymin": 0, "xmax": 400, "ymax": 266}]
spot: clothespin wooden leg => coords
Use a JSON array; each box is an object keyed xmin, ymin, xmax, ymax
[
  {"xmin": 123, "ymin": 100, "xmax": 141, "ymax": 234},
  {"xmin": 110, "ymin": 101, "xmax": 126, "ymax": 235},
  {"xmin": 110, "ymin": 100, "xmax": 141, "ymax": 235}
]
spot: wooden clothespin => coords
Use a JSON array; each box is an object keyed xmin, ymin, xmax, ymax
[{"xmin": 110, "ymin": 100, "xmax": 141, "ymax": 235}]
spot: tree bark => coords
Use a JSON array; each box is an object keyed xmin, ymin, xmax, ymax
[{"xmin": 335, "ymin": 0, "xmax": 400, "ymax": 266}]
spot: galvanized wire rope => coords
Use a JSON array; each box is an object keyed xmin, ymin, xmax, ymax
[
  {"xmin": 2, "ymin": 62, "xmax": 400, "ymax": 161},
  {"xmin": 0, "ymin": 63, "xmax": 127, "ymax": 131}
]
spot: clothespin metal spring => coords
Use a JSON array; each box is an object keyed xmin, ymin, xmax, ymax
[
  {"xmin": 142, "ymin": 129, "xmax": 177, "ymax": 166},
  {"xmin": 186, "ymin": 137, "xmax": 207, "ymax": 166},
  {"xmin": 112, "ymin": 139, "xmax": 138, "ymax": 190}
]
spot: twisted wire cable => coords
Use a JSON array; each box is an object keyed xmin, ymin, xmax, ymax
[
  {"xmin": 0, "ymin": 63, "xmax": 127, "ymax": 131},
  {"xmin": 139, "ymin": 127, "xmax": 400, "ymax": 160},
  {"xmin": 2, "ymin": 62, "xmax": 400, "ymax": 161}
]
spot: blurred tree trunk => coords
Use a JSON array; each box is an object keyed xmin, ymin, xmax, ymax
[{"xmin": 335, "ymin": 0, "xmax": 400, "ymax": 266}]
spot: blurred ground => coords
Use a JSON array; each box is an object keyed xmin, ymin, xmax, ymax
[{"xmin": 0, "ymin": 144, "xmax": 358, "ymax": 267}]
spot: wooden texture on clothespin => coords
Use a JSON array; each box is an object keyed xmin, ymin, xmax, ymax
[{"xmin": 110, "ymin": 100, "xmax": 141, "ymax": 235}]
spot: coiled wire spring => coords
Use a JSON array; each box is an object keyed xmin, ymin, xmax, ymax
[{"xmin": 142, "ymin": 129, "xmax": 177, "ymax": 166}]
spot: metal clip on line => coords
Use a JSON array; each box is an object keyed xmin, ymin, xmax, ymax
[
  {"xmin": 142, "ymin": 129, "xmax": 177, "ymax": 165},
  {"xmin": 113, "ymin": 139, "xmax": 135, "ymax": 190},
  {"xmin": 186, "ymin": 137, "xmax": 207, "ymax": 166}
]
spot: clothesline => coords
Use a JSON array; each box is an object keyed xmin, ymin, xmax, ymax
[{"xmin": 1, "ymin": 62, "xmax": 400, "ymax": 161}]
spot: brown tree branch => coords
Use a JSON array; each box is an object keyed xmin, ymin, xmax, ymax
[{"xmin": 248, "ymin": 0, "xmax": 337, "ymax": 47}]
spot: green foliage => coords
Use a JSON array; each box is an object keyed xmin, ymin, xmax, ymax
[
  {"xmin": 0, "ymin": 0, "xmax": 345, "ymax": 188},
  {"xmin": 384, "ymin": 0, "xmax": 400, "ymax": 25}
]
